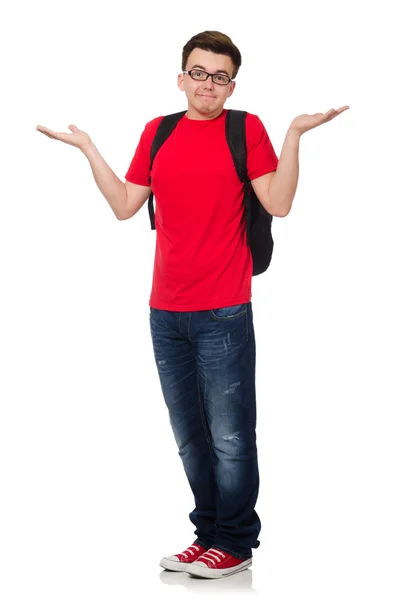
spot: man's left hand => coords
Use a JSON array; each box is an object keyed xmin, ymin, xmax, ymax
[{"xmin": 289, "ymin": 105, "xmax": 350, "ymax": 136}]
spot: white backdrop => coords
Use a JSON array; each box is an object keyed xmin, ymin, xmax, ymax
[{"xmin": 1, "ymin": 0, "xmax": 396, "ymax": 598}]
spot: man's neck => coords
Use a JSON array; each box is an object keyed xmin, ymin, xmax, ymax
[{"xmin": 185, "ymin": 106, "xmax": 224, "ymax": 121}]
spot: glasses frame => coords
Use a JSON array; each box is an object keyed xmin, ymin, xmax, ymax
[{"xmin": 182, "ymin": 69, "xmax": 233, "ymax": 86}]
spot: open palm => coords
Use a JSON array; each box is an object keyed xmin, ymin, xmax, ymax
[
  {"xmin": 36, "ymin": 124, "xmax": 91, "ymax": 151},
  {"xmin": 290, "ymin": 105, "xmax": 350, "ymax": 135}
]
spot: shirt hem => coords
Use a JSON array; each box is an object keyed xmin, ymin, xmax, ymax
[{"xmin": 149, "ymin": 295, "xmax": 252, "ymax": 312}]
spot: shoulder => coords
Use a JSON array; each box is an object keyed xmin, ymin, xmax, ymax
[
  {"xmin": 244, "ymin": 112, "xmax": 266, "ymax": 133},
  {"xmin": 227, "ymin": 110, "xmax": 267, "ymax": 135},
  {"xmin": 142, "ymin": 115, "xmax": 164, "ymax": 138},
  {"xmin": 134, "ymin": 116, "xmax": 164, "ymax": 153},
  {"xmin": 241, "ymin": 112, "xmax": 272, "ymax": 146}
]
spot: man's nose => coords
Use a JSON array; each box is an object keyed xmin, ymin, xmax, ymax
[{"xmin": 204, "ymin": 76, "xmax": 215, "ymax": 89}]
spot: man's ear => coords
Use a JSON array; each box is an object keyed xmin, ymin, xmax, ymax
[
  {"xmin": 177, "ymin": 73, "xmax": 184, "ymax": 91},
  {"xmin": 228, "ymin": 81, "xmax": 236, "ymax": 98}
]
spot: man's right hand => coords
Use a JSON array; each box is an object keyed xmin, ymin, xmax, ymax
[{"xmin": 36, "ymin": 123, "xmax": 92, "ymax": 152}]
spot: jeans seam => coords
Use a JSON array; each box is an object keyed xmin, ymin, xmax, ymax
[
  {"xmin": 191, "ymin": 340, "xmax": 216, "ymax": 470},
  {"xmin": 190, "ymin": 345, "xmax": 210, "ymax": 447},
  {"xmin": 246, "ymin": 307, "xmax": 249, "ymax": 342}
]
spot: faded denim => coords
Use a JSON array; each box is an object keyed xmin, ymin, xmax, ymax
[{"xmin": 149, "ymin": 302, "xmax": 260, "ymax": 560}]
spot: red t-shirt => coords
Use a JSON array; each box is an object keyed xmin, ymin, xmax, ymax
[{"xmin": 125, "ymin": 108, "xmax": 279, "ymax": 312}]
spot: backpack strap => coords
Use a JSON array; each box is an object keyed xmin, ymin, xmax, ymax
[
  {"xmin": 225, "ymin": 110, "xmax": 252, "ymax": 245},
  {"xmin": 148, "ymin": 110, "xmax": 186, "ymax": 229},
  {"xmin": 225, "ymin": 109, "xmax": 248, "ymax": 181}
]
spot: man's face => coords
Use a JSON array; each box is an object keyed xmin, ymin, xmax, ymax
[{"xmin": 177, "ymin": 48, "xmax": 236, "ymax": 119}]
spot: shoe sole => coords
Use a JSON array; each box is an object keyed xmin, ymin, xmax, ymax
[
  {"xmin": 159, "ymin": 557, "xmax": 189, "ymax": 572},
  {"xmin": 186, "ymin": 558, "xmax": 252, "ymax": 579}
]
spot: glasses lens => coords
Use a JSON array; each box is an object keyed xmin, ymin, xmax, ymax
[
  {"xmin": 190, "ymin": 70, "xmax": 207, "ymax": 80},
  {"xmin": 213, "ymin": 74, "xmax": 230, "ymax": 85}
]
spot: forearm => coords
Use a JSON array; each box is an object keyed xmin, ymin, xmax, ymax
[
  {"xmin": 268, "ymin": 128, "xmax": 301, "ymax": 217},
  {"xmin": 82, "ymin": 141, "xmax": 127, "ymax": 219}
]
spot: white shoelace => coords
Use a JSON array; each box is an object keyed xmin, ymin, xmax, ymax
[
  {"xmin": 180, "ymin": 544, "xmax": 201, "ymax": 559},
  {"xmin": 198, "ymin": 548, "xmax": 226, "ymax": 566}
]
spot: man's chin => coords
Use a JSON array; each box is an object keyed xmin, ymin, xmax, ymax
[{"xmin": 196, "ymin": 100, "xmax": 214, "ymax": 111}]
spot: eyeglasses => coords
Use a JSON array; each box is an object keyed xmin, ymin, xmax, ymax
[{"xmin": 182, "ymin": 69, "xmax": 233, "ymax": 86}]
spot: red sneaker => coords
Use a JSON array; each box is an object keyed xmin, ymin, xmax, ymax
[
  {"xmin": 186, "ymin": 547, "xmax": 252, "ymax": 578},
  {"xmin": 160, "ymin": 543, "xmax": 208, "ymax": 572}
]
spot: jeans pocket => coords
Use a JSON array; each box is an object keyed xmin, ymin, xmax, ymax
[{"xmin": 209, "ymin": 303, "xmax": 248, "ymax": 321}]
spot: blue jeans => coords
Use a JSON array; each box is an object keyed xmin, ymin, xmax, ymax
[{"xmin": 149, "ymin": 302, "xmax": 260, "ymax": 560}]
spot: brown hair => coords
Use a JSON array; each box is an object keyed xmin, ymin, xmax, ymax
[{"xmin": 182, "ymin": 31, "xmax": 242, "ymax": 79}]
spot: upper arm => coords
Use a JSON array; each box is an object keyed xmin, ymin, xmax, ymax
[
  {"xmin": 121, "ymin": 118, "xmax": 166, "ymax": 219},
  {"xmin": 120, "ymin": 180, "xmax": 151, "ymax": 220},
  {"xmin": 251, "ymin": 171, "xmax": 280, "ymax": 216},
  {"xmin": 246, "ymin": 113, "xmax": 280, "ymax": 215}
]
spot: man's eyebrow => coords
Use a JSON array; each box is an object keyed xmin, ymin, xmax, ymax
[{"xmin": 190, "ymin": 64, "xmax": 231, "ymax": 76}]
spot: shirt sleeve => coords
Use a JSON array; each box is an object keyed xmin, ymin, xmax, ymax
[
  {"xmin": 124, "ymin": 117, "xmax": 163, "ymax": 186},
  {"xmin": 246, "ymin": 113, "xmax": 279, "ymax": 181}
]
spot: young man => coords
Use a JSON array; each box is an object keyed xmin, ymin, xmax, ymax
[{"xmin": 36, "ymin": 31, "xmax": 348, "ymax": 580}]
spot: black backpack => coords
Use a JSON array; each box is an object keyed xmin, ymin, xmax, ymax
[{"xmin": 147, "ymin": 109, "xmax": 274, "ymax": 276}]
